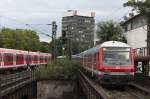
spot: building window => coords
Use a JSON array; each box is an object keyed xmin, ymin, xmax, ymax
[
  {"xmin": 127, "ymin": 23, "xmax": 132, "ymax": 31},
  {"xmin": 71, "ymin": 27, "xmax": 74, "ymax": 29},
  {"xmin": 85, "ymin": 19, "xmax": 90, "ymax": 23},
  {"xmin": 79, "ymin": 31, "xmax": 83, "ymax": 34},
  {"xmin": 82, "ymin": 35, "xmax": 85, "ymax": 38},
  {"xmin": 132, "ymin": 17, "xmax": 147, "ymax": 29},
  {"xmin": 124, "ymin": 16, "xmax": 147, "ymax": 32}
]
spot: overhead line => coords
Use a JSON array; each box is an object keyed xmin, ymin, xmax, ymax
[
  {"xmin": 0, "ymin": 15, "xmax": 52, "ymax": 38},
  {"xmin": 25, "ymin": 24, "xmax": 52, "ymax": 38}
]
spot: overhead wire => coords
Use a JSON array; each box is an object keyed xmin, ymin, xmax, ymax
[
  {"xmin": 25, "ymin": 24, "xmax": 52, "ymax": 38},
  {"xmin": 0, "ymin": 15, "xmax": 52, "ymax": 39}
]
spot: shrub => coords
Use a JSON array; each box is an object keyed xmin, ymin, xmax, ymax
[{"xmin": 36, "ymin": 58, "xmax": 81, "ymax": 80}]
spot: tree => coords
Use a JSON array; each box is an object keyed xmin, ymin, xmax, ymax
[
  {"xmin": 40, "ymin": 42, "xmax": 50, "ymax": 53},
  {"xmin": 124, "ymin": 0, "xmax": 150, "ymax": 55},
  {"xmin": 0, "ymin": 28, "xmax": 46, "ymax": 52},
  {"xmin": 49, "ymin": 36, "xmax": 84, "ymax": 57},
  {"xmin": 96, "ymin": 20, "xmax": 126, "ymax": 44}
]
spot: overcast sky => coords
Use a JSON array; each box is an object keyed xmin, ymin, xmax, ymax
[{"xmin": 0, "ymin": 0, "xmax": 131, "ymax": 42}]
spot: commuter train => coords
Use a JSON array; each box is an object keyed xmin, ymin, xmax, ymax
[
  {"xmin": 78, "ymin": 41, "xmax": 135, "ymax": 85},
  {"xmin": 0, "ymin": 48, "xmax": 51, "ymax": 69}
]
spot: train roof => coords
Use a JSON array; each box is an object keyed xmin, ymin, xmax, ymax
[
  {"xmin": 0, "ymin": 48, "xmax": 51, "ymax": 56},
  {"xmin": 101, "ymin": 41, "xmax": 130, "ymax": 48},
  {"xmin": 80, "ymin": 41, "xmax": 131, "ymax": 55}
]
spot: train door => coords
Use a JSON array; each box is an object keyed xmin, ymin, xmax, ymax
[
  {"xmin": 99, "ymin": 48, "xmax": 103, "ymax": 70},
  {"xmin": 14, "ymin": 53, "xmax": 16, "ymax": 66},
  {"xmin": 16, "ymin": 54, "xmax": 24, "ymax": 65},
  {"xmin": 26, "ymin": 55, "xmax": 31, "ymax": 65},
  {"xmin": 24, "ymin": 54, "xmax": 27, "ymax": 65},
  {"xmin": 40, "ymin": 56, "xmax": 42, "ymax": 63},
  {"xmin": 26, "ymin": 55, "xmax": 28, "ymax": 65},
  {"xmin": 37, "ymin": 54, "xmax": 40, "ymax": 64},
  {"xmin": 43, "ymin": 56, "xmax": 45, "ymax": 63},
  {"xmin": 40, "ymin": 56, "xmax": 44, "ymax": 63},
  {"xmin": 34, "ymin": 55, "xmax": 38, "ymax": 64},
  {"xmin": 96, "ymin": 52, "xmax": 99, "ymax": 70},
  {"xmin": 29, "ymin": 55, "xmax": 32, "ymax": 64},
  {"xmin": 91, "ymin": 54, "xmax": 94, "ymax": 77},
  {"xmin": 45, "ymin": 56, "xmax": 47, "ymax": 63},
  {"xmin": 0, "ymin": 53, "xmax": 1, "ymax": 67},
  {"xmin": 94, "ymin": 53, "xmax": 97, "ymax": 69}
]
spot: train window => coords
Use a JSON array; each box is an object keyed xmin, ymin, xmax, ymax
[
  {"xmin": 4, "ymin": 53, "xmax": 13, "ymax": 62},
  {"xmin": 102, "ymin": 47, "xmax": 131, "ymax": 66},
  {"xmin": 26, "ymin": 55, "xmax": 31, "ymax": 61},
  {"xmin": 16, "ymin": 54, "xmax": 24, "ymax": 61}
]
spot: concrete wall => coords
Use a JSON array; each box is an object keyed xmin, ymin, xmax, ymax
[
  {"xmin": 37, "ymin": 80, "xmax": 78, "ymax": 99},
  {"xmin": 124, "ymin": 25, "xmax": 147, "ymax": 48}
]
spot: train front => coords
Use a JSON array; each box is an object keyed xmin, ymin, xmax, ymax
[{"xmin": 99, "ymin": 41, "xmax": 134, "ymax": 85}]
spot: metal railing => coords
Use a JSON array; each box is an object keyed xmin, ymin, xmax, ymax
[
  {"xmin": 78, "ymin": 71, "xmax": 108, "ymax": 99},
  {"xmin": 0, "ymin": 71, "xmax": 35, "ymax": 98},
  {"xmin": 134, "ymin": 47, "xmax": 147, "ymax": 56}
]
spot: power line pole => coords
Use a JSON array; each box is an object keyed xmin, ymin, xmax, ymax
[
  {"xmin": 52, "ymin": 21, "xmax": 57, "ymax": 61},
  {"xmin": 26, "ymin": 22, "xmax": 57, "ymax": 61}
]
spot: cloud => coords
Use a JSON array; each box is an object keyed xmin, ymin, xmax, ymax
[{"xmin": 0, "ymin": 0, "xmax": 130, "ymax": 42}]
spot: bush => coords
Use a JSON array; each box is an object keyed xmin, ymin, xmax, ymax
[{"xmin": 36, "ymin": 58, "xmax": 81, "ymax": 80}]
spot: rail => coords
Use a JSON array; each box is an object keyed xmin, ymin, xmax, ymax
[
  {"xmin": 0, "ymin": 71, "xmax": 35, "ymax": 98},
  {"xmin": 78, "ymin": 71, "xmax": 108, "ymax": 99},
  {"xmin": 79, "ymin": 71, "xmax": 150, "ymax": 99}
]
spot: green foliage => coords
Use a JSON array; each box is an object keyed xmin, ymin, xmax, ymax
[
  {"xmin": 71, "ymin": 40, "xmax": 85, "ymax": 54},
  {"xmin": 40, "ymin": 42, "xmax": 50, "ymax": 53},
  {"xmin": 124, "ymin": 0, "xmax": 150, "ymax": 16},
  {"xmin": 0, "ymin": 28, "xmax": 49, "ymax": 52},
  {"xmin": 124, "ymin": 0, "xmax": 150, "ymax": 55},
  {"xmin": 36, "ymin": 59, "xmax": 81, "ymax": 80},
  {"xmin": 49, "ymin": 37, "xmax": 85, "ymax": 57},
  {"xmin": 96, "ymin": 20, "xmax": 126, "ymax": 44}
]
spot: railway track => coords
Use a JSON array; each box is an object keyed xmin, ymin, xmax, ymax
[
  {"xmin": 0, "ymin": 71, "xmax": 35, "ymax": 98},
  {"xmin": 101, "ymin": 85, "xmax": 150, "ymax": 99},
  {"xmin": 79, "ymin": 71, "xmax": 150, "ymax": 99}
]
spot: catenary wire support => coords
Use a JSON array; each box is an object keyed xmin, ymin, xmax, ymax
[{"xmin": 25, "ymin": 21, "xmax": 57, "ymax": 61}]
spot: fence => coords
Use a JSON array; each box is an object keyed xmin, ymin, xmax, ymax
[
  {"xmin": 134, "ymin": 47, "xmax": 147, "ymax": 56},
  {"xmin": 0, "ymin": 71, "xmax": 35, "ymax": 98}
]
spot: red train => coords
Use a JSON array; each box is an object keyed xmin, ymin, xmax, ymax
[
  {"xmin": 78, "ymin": 41, "xmax": 135, "ymax": 85},
  {"xmin": 0, "ymin": 48, "xmax": 51, "ymax": 69}
]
